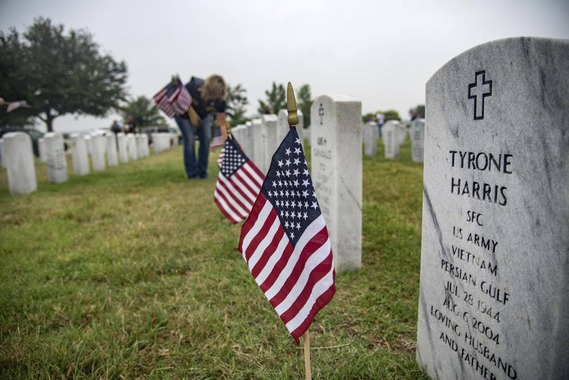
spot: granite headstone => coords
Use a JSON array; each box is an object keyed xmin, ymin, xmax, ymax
[
  {"xmin": 363, "ymin": 121, "xmax": 379, "ymax": 156},
  {"xmin": 106, "ymin": 134, "xmax": 119, "ymax": 166},
  {"xmin": 117, "ymin": 133, "xmax": 128, "ymax": 163},
  {"xmin": 127, "ymin": 134, "xmax": 138, "ymax": 160},
  {"xmin": 136, "ymin": 134, "xmax": 146, "ymax": 158},
  {"xmin": 242, "ymin": 121, "xmax": 254, "ymax": 158},
  {"xmin": 3, "ymin": 132, "xmax": 37, "ymax": 195},
  {"xmin": 382, "ymin": 120, "xmax": 401, "ymax": 159},
  {"xmin": 261, "ymin": 114, "xmax": 278, "ymax": 172},
  {"xmin": 411, "ymin": 119, "xmax": 425, "ymax": 163},
  {"xmin": 71, "ymin": 134, "xmax": 90, "ymax": 176},
  {"xmin": 396, "ymin": 122, "xmax": 408, "ymax": 145},
  {"xmin": 231, "ymin": 125, "xmax": 244, "ymax": 150},
  {"xmin": 90, "ymin": 134, "xmax": 106, "ymax": 171},
  {"xmin": 251, "ymin": 119, "xmax": 264, "ymax": 172},
  {"xmin": 140, "ymin": 134, "xmax": 150, "ymax": 157},
  {"xmin": 311, "ymin": 95, "xmax": 362, "ymax": 272},
  {"xmin": 416, "ymin": 37, "xmax": 569, "ymax": 380},
  {"xmin": 44, "ymin": 132, "xmax": 68, "ymax": 183}
]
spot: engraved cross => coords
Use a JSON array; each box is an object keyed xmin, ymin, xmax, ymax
[
  {"xmin": 468, "ymin": 70, "xmax": 492, "ymax": 120},
  {"xmin": 318, "ymin": 103, "xmax": 324, "ymax": 125}
]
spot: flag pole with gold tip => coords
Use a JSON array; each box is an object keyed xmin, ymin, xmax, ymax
[
  {"xmin": 287, "ymin": 82, "xmax": 299, "ymax": 128},
  {"xmin": 288, "ymin": 81, "xmax": 311, "ymax": 380}
]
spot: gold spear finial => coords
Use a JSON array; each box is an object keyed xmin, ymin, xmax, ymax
[{"xmin": 287, "ymin": 82, "xmax": 299, "ymax": 127}]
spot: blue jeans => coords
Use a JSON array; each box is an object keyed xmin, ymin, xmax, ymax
[{"xmin": 174, "ymin": 114, "xmax": 212, "ymax": 178}]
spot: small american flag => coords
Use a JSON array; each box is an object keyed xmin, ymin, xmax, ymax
[
  {"xmin": 214, "ymin": 136, "xmax": 264, "ymax": 224},
  {"xmin": 238, "ymin": 127, "xmax": 335, "ymax": 343},
  {"xmin": 210, "ymin": 135, "xmax": 225, "ymax": 152}
]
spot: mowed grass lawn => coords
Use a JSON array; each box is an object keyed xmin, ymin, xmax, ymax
[{"xmin": 0, "ymin": 136, "xmax": 428, "ymax": 379}]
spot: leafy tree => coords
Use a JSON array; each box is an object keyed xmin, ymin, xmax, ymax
[
  {"xmin": 0, "ymin": 28, "xmax": 36, "ymax": 126},
  {"xmin": 120, "ymin": 96, "xmax": 168, "ymax": 131},
  {"xmin": 297, "ymin": 84, "xmax": 312, "ymax": 128},
  {"xmin": 409, "ymin": 104, "xmax": 425, "ymax": 119},
  {"xmin": 362, "ymin": 112, "xmax": 377, "ymax": 123},
  {"xmin": 383, "ymin": 110, "xmax": 401, "ymax": 122},
  {"xmin": 226, "ymin": 83, "xmax": 249, "ymax": 127},
  {"xmin": 258, "ymin": 82, "xmax": 285, "ymax": 115},
  {"xmin": 0, "ymin": 17, "xmax": 128, "ymax": 132}
]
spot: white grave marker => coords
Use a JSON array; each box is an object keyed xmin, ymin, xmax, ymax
[
  {"xmin": 117, "ymin": 133, "xmax": 128, "ymax": 163},
  {"xmin": 396, "ymin": 122, "xmax": 407, "ymax": 145},
  {"xmin": 153, "ymin": 133, "xmax": 170, "ymax": 153},
  {"xmin": 311, "ymin": 95, "xmax": 362, "ymax": 272},
  {"xmin": 85, "ymin": 135, "xmax": 93, "ymax": 156},
  {"xmin": 105, "ymin": 135, "xmax": 119, "ymax": 166},
  {"xmin": 71, "ymin": 134, "xmax": 90, "ymax": 176},
  {"xmin": 251, "ymin": 119, "xmax": 264, "ymax": 172},
  {"xmin": 127, "ymin": 134, "xmax": 138, "ymax": 160},
  {"xmin": 3, "ymin": 132, "xmax": 37, "ymax": 195},
  {"xmin": 261, "ymin": 114, "xmax": 278, "ymax": 172},
  {"xmin": 44, "ymin": 133, "xmax": 68, "ymax": 183},
  {"xmin": 136, "ymin": 134, "xmax": 146, "ymax": 158},
  {"xmin": 140, "ymin": 134, "xmax": 150, "ymax": 157},
  {"xmin": 363, "ymin": 122, "xmax": 379, "ymax": 156},
  {"xmin": 382, "ymin": 120, "xmax": 401, "ymax": 159},
  {"xmin": 242, "ymin": 122, "xmax": 254, "ymax": 158},
  {"xmin": 410, "ymin": 119, "xmax": 425, "ymax": 163},
  {"xmin": 90, "ymin": 135, "xmax": 106, "ymax": 171},
  {"xmin": 231, "ymin": 125, "xmax": 244, "ymax": 149},
  {"xmin": 417, "ymin": 37, "xmax": 569, "ymax": 380}
]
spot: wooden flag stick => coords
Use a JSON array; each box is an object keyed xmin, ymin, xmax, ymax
[
  {"xmin": 287, "ymin": 82, "xmax": 299, "ymax": 127},
  {"xmin": 303, "ymin": 329, "xmax": 312, "ymax": 380}
]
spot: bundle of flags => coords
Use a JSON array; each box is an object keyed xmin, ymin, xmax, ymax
[
  {"xmin": 215, "ymin": 127, "xmax": 335, "ymax": 343},
  {"xmin": 152, "ymin": 81, "xmax": 192, "ymax": 118}
]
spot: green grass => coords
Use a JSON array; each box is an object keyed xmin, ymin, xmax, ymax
[{"xmin": 0, "ymin": 138, "xmax": 429, "ymax": 379}]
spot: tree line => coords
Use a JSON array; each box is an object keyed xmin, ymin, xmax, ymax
[
  {"xmin": 1, "ymin": 18, "xmax": 421, "ymax": 133},
  {"xmin": 0, "ymin": 18, "xmax": 127, "ymax": 132}
]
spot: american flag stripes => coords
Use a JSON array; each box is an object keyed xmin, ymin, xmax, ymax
[
  {"xmin": 168, "ymin": 85, "xmax": 192, "ymax": 114},
  {"xmin": 153, "ymin": 86, "xmax": 175, "ymax": 117},
  {"xmin": 238, "ymin": 127, "xmax": 335, "ymax": 343},
  {"xmin": 153, "ymin": 82, "xmax": 192, "ymax": 118},
  {"xmin": 210, "ymin": 135, "xmax": 225, "ymax": 152},
  {"xmin": 214, "ymin": 137, "xmax": 264, "ymax": 224}
]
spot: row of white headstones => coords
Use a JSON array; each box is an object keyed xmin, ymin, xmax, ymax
[
  {"xmin": 231, "ymin": 113, "xmax": 426, "ymax": 176},
  {"xmin": 229, "ymin": 99, "xmax": 424, "ymax": 272},
  {"xmin": 1, "ymin": 96, "xmax": 426, "ymax": 274},
  {"xmin": 363, "ymin": 118, "xmax": 426, "ymax": 161},
  {"xmin": 0, "ymin": 131, "xmax": 178, "ymax": 195}
]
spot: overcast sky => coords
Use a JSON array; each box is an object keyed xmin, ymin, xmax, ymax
[{"xmin": 1, "ymin": 0, "xmax": 568, "ymax": 132}]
